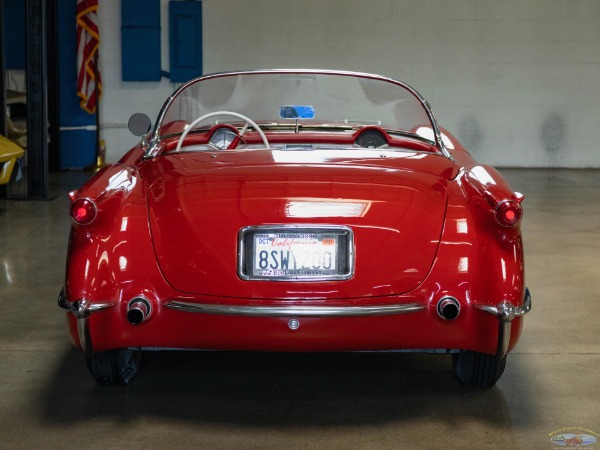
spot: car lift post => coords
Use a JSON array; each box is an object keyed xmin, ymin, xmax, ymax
[{"xmin": 25, "ymin": 0, "xmax": 49, "ymax": 199}]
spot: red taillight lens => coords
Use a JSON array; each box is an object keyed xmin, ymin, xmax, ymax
[
  {"xmin": 71, "ymin": 198, "xmax": 97, "ymax": 225},
  {"xmin": 495, "ymin": 200, "xmax": 522, "ymax": 227}
]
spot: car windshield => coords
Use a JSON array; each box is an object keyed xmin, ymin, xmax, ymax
[{"xmin": 156, "ymin": 70, "xmax": 438, "ymax": 144}]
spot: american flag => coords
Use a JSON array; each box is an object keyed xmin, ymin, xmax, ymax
[{"xmin": 76, "ymin": 0, "xmax": 102, "ymax": 114}]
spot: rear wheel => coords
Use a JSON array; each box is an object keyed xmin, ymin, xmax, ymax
[
  {"xmin": 452, "ymin": 351, "xmax": 506, "ymax": 388},
  {"xmin": 85, "ymin": 348, "xmax": 141, "ymax": 385}
]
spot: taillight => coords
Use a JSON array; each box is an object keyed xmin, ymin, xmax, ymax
[
  {"xmin": 71, "ymin": 198, "xmax": 97, "ymax": 225},
  {"xmin": 495, "ymin": 200, "xmax": 522, "ymax": 227}
]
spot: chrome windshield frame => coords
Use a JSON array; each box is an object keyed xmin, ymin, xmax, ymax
[{"xmin": 143, "ymin": 69, "xmax": 453, "ymax": 161}]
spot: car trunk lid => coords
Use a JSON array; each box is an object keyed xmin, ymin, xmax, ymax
[{"xmin": 146, "ymin": 151, "xmax": 450, "ymax": 299}]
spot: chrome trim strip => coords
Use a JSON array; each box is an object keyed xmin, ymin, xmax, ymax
[
  {"xmin": 144, "ymin": 69, "xmax": 452, "ymax": 160},
  {"xmin": 164, "ymin": 301, "xmax": 426, "ymax": 317},
  {"xmin": 238, "ymin": 225, "xmax": 355, "ymax": 282}
]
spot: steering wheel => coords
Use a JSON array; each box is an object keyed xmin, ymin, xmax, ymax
[{"xmin": 175, "ymin": 111, "xmax": 270, "ymax": 152}]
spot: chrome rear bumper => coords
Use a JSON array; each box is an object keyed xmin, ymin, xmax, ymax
[
  {"xmin": 59, "ymin": 287, "xmax": 530, "ymax": 358},
  {"xmin": 58, "ymin": 288, "xmax": 114, "ymax": 354},
  {"xmin": 474, "ymin": 288, "xmax": 532, "ymax": 358},
  {"xmin": 164, "ymin": 301, "xmax": 427, "ymax": 317}
]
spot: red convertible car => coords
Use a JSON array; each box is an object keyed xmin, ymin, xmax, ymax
[{"xmin": 59, "ymin": 70, "xmax": 531, "ymax": 387}]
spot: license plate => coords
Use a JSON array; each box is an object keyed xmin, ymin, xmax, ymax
[{"xmin": 239, "ymin": 226, "xmax": 354, "ymax": 281}]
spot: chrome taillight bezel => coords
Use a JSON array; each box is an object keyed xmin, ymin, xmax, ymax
[
  {"xmin": 495, "ymin": 199, "xmax": 523, "ymax": 227},
  {"xmin": 71, "ymin": 197, "xmax": 98, "ymax": 225}
]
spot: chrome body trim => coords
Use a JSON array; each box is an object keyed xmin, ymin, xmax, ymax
[
  {"xmin": 237, "ymin": 224, "xmax": 355, "ymax": 282},
  {"xmin": 144, "ymin": 69, "xmax": 453, "ymax": 160},
  {"xmin": 475, "ymin": 288, "xmax": 532, "ymax": 358},
  {"xmin": 164, "ymin": 301, "xmax": 426, "ymax": 317},
  {"xmin": 58, "ymin": 288, "xmax": 115, "ymax": 355}
]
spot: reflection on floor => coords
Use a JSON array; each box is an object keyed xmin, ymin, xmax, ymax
[{"xmin": 0, "ymin": 169, "xmax": 598, "ymax": 449}]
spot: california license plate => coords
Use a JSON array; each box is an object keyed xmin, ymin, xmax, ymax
[{"xmin": 239, "ymin": 226, "xmax": 354, "ymax": 281}]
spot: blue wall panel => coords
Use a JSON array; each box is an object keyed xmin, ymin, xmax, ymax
[
  {"xmin": 169, "ymin": 1, "xmax": 202, "ymax": 83},
  {"xmin": 121, "ymin": 0, "xmax": 161, "ymax": 81},
  {"xmin": 122, "ymin": 0, "xmax": 160, "ymax": 27}
]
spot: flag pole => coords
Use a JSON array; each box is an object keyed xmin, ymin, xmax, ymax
[{"xmin": 85, "ymin": 41, "xmax": 105, "ymax": 171}]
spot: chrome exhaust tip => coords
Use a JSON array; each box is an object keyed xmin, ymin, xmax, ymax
[
  {"xmin": 127, "ymin": 297, "xmax": 151, "ymax": 325},
  {"xmin": 437, "ymin": 296, "xmax": 460, "ymax": 320}
]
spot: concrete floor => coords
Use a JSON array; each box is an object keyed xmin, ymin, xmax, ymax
[{"xmin": 0, "ymin": 169, "xmax": 598, "ymax": 449}]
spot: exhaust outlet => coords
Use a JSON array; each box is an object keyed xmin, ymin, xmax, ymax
[
  {"xmin": 437, "ymin": 296, "xmax": 460, "ymax": 320},
  {"xmin": 127, "ymin": 297, "xmax": 151, "ymax": 325}
]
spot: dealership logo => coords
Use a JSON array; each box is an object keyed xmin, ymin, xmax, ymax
[{"xmin": 549, "ymin": 427, "xmax": 598, "ymax": 447}]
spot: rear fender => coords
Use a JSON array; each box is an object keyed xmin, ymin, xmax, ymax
[
  {"xmin": 65, "ymin": 164, "xmax": 162, "ymax": 306},
  {"xmin": 460, "ymin": 165, "xmax": 526, "ymax": 351}
]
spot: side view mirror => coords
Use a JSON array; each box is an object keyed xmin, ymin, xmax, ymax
[
  {"xmin": 128, "ymin": 113, "xmax": 152, "ymax": 148},
  {"xmin": 128, "ymin": 113, "xmax": 152, "ymax": 137}
]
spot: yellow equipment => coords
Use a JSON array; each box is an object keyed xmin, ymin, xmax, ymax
[{"xmin": 0, "ymin": 135, "xmax": 24, "ymax": 185}]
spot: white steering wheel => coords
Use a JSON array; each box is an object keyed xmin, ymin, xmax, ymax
[{"xmin": 175, "ymin": 111, "xmax": 270, "ymax": 152}]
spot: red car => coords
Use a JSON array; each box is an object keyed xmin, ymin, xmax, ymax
[{"xmin": 59, "ymin": 70, "xmax": 531, "ymax": 387}]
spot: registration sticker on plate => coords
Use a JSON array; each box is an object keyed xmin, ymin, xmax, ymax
[{"xmin": 239, "ymin": 226, "xmax": 354, "ymax": 281}]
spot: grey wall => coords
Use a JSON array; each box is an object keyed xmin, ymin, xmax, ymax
[{"xmin": 99, "ymin": 0, "xmax": 600, "ymax": 167}]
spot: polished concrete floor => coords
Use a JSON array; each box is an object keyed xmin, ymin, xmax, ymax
[{"xmin": 0, "ymin": 169, "xmax": 598, "ymax": 449}]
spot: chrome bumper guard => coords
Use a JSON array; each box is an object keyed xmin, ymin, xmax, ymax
[
  {"xmin": 474, "ymin": 288, "xmax": 532, "ymax": 358},
  {"xmin": 164, "ymin": 301, "xmax": 427, "ymax": 317},
  {"xmin": 57, "ymin": 288, "xmax": 114, "ymax": 355}
]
